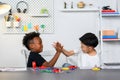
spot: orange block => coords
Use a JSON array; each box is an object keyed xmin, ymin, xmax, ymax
[{"xmin": 102, "ymin": 30, "xmax": 115, "ymax": 35}]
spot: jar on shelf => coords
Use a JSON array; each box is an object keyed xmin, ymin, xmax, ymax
[{"xmin": 77, "ymin": 1, "xmax": 85, "ymax": 8}]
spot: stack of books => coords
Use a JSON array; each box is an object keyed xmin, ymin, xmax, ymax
[
  {"xmin": 102, "ymin": 10, "xmax": 120, "ymax": 16},
  {"xmin": 102, "ymin": 30, "xmax": 118, "ymax": 40}
]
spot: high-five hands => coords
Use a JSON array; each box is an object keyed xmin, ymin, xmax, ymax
[{"xmin": 53, "ymin": 42, "xmax": 63, "ymax": 53}]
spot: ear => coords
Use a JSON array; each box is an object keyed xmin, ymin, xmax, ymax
[{"xmin": 88, "ymin": 46, "xmax": 93, "ymax": 50}]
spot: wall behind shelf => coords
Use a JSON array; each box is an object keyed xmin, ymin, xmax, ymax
[
  {"xmin": 100, "ymin": 0, "xmax": 118, "ymax": 12},
  {"xmin": 102, "ymin": 42, "xmax": 120, "ymax": 63},
  {"xmin": 0, "ymin": 0, "xmax": 100, "ymax": 67}
]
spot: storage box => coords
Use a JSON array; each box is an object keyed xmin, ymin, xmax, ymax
[{"xmin": 102, "ymin": 30, "xmax": 115, "ymax": 35}]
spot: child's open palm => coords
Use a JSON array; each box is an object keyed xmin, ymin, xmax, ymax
[{"xmin": 53, "ymin": 42, "xmax": 63, "ymax": 53}]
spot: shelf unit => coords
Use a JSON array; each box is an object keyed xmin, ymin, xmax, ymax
[{"xmin": 100, "ymin": 0, "xmax": 120, "ymax": 69}]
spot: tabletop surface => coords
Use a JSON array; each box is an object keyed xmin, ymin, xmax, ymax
[{"xmin": 0, "ymin": 68, "xmax": 120, "ymax": 80}]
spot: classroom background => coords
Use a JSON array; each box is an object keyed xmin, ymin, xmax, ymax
[{"xmin": 0, "ymin": 0, "xmax": 120, "ymax": 68}]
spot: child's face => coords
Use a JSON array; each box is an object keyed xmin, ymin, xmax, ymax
[
  {"xmin": 30, "ymin": 37, "xmax": 43, "ymax": 53},
  {"xmin": 80, "ymin": 42, "xmax": 92, "ymax": 53}
]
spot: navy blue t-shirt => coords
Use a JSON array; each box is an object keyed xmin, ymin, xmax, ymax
[{"xmin": 27, "ymin": 52, "xmax": 46, "ymax": 67}]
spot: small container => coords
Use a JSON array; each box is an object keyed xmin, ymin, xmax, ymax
[
  {"xmin": 5, "ymin": 21, "xmax": 12, "ymax": 28},
  {"xmin": 77, "ymin": 1, "xmax": 85, "ymax": 8}
]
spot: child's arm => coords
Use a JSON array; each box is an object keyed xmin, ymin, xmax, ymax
[
  {"xmin": 42, "ymin": 42, "xmax": 62, "ymax": 67},
  {"xmin": 62, "ymin": 48, "xmax": 74, "ymax": 57},
  {"xmin": 53, "ymin": 42, "xmax": 74, "ymax": 57}
]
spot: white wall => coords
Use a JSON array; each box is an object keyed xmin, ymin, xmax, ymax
[{"xmin": 0, "ymin": 0, "xmax": 100, "ymax": 67}]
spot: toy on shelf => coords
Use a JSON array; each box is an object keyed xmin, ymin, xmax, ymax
[
  {"xmin": 40, "ymin": 24, "xmax": 46, "ymax": 32},
  {"xmin": 64, "ymin": 2, "xmax": 67, "ymax": 9},
  {"xmin": 22, "ymin": 25, "xmax": 28, "ymax": 32},
  {"xmin": 102, "ymin": 6, "xmax": 115, "ymax": 12},
  {"xmin": 4, "ymin": 10, "xmax": 21, "ymax": 28},
  {"xmin": 64, "ymin": 2, "xmax": 73, "ymax": 9},
  {"xmin": 40, "ymin": 8, "xmax": 48, "ymax": 14},
  {"xmin": 77, "ymin": 1, "xmax": 85, "ymax": 8},
  {"xmin": 71, "ymin": 2, "xmax": 73, "ymax": 9},
  {"xmin": 102, "ymin": 6, "xmax": 112, "ymax": 10},
  {"xmin": 28, "ymin": 22, "xmax": 32, "ymax": 29},
  {"xmin": 34, "ymin": 25, "xmax": 39, "ymax": 32},
  {"xmin": 101, "ymin": 6, "xmax": 120, "ymax": 16}
]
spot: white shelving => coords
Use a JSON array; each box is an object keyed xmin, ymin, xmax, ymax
[
  {"xmin": 100, "ymin": 0, "xmax": 120, "ymax": 69},
  {"xmin": 102, "ymin": 14, "xmax": 120, "ymax": 17},
  {"xmin": 102, "ymin": 39, "xmax": 120, "ymax": 41},
  {"xmin": 29, "ymin": 14, "xmax": 49, "ymax": 17},
  {"xmin": 61, "ymin": 8, "xmax": 99, "ymax": 12}
]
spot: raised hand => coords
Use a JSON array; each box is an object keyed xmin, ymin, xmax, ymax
[{"xmin": 53, "ymin": 42, "xmax": 63, "ymax": 53}]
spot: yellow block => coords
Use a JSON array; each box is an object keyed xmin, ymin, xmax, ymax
[
  {"xmin": 61, "ymin": 67, "xmax": 69, "ymax": 71},
  {"xmin": 24, "ymin": 25, "xmax": 28, "ymax": 31},
  {"xmin": 92, "ymin": 67, "xmax": 101, "ymax": 71}
]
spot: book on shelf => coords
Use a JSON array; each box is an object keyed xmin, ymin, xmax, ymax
[
  {"xmin": 102, "ymin": 30, "xmax": 115, "ymax": 35},
  {"xmin": 102, "ymin": 38, "xmax": 119, "ymax": 40},
  {"xmin": 102, "ymin": 12, "xmax": 120, "ymax": 14},
  {"xmin": 102, "ymin": 10, "xmax": 116, "ymax": 12},
  {"xmin": 102, "ymin": 35, "xmax": 117, "ymax": 39}
]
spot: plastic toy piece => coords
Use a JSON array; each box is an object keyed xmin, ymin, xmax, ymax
[
  {"xmin": 28, "ymin": 23, "xmax": 32, "ymax": 29},
  {"xmin": 61, "ymin": 67, "xmax": 69, "ymax": 71},
  {"xmin": 23, "ymin": 25, "xmax": 28, "ymax": 31},
  {"xmin": 40, "ymin": 8, "xmax": 48, "ymax": 14},
  {"xmin": 53, "ymin": 68, "xmax": 61, "ymax": 73},
  {"xmin": 40, "ymin": 69, "xmax": 52, "ymax": 73},
  {"xmin": 34, "ymin": 25, "xmax": 39, "ymax": 31},
  {"xmin": 71, "ymin": 2, "xmax": 73, "ymax": 9},
  {"xmin": 39, "ymin": 66, "xmax": 47, "ymax": 69},
  {"xmin": 62, "ymin": 63, "xmax": 71, "ymax": 67},
  {"xmin": 64, "ymin": 2, "xmax": 67, "ymax": 9},
  {"xmin": 40, "ymin": 24, "xmax": 46, "ymax": 32},
  {"xmin": 16, "ymin": 18, "xmax": 21, "ymax": 22},
  {"xmin": 32, "ymin": 61, "xmax": 36, "ymax": 69},
  {"xmin": 92, "ymin": 67, "xmax": 101, "ymax": 71},
  {"xmin": 69, "ymin": 65, "xmax": 77, "ymax": 70},
  {"xmin": 102, "ymin": 6, "xmax": 112, "ymax": 10}
]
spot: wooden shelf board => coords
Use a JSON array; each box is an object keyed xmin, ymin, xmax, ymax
[{"xmin": 102, "ymin": 39, "xmax": 120, "ymax": 41}]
